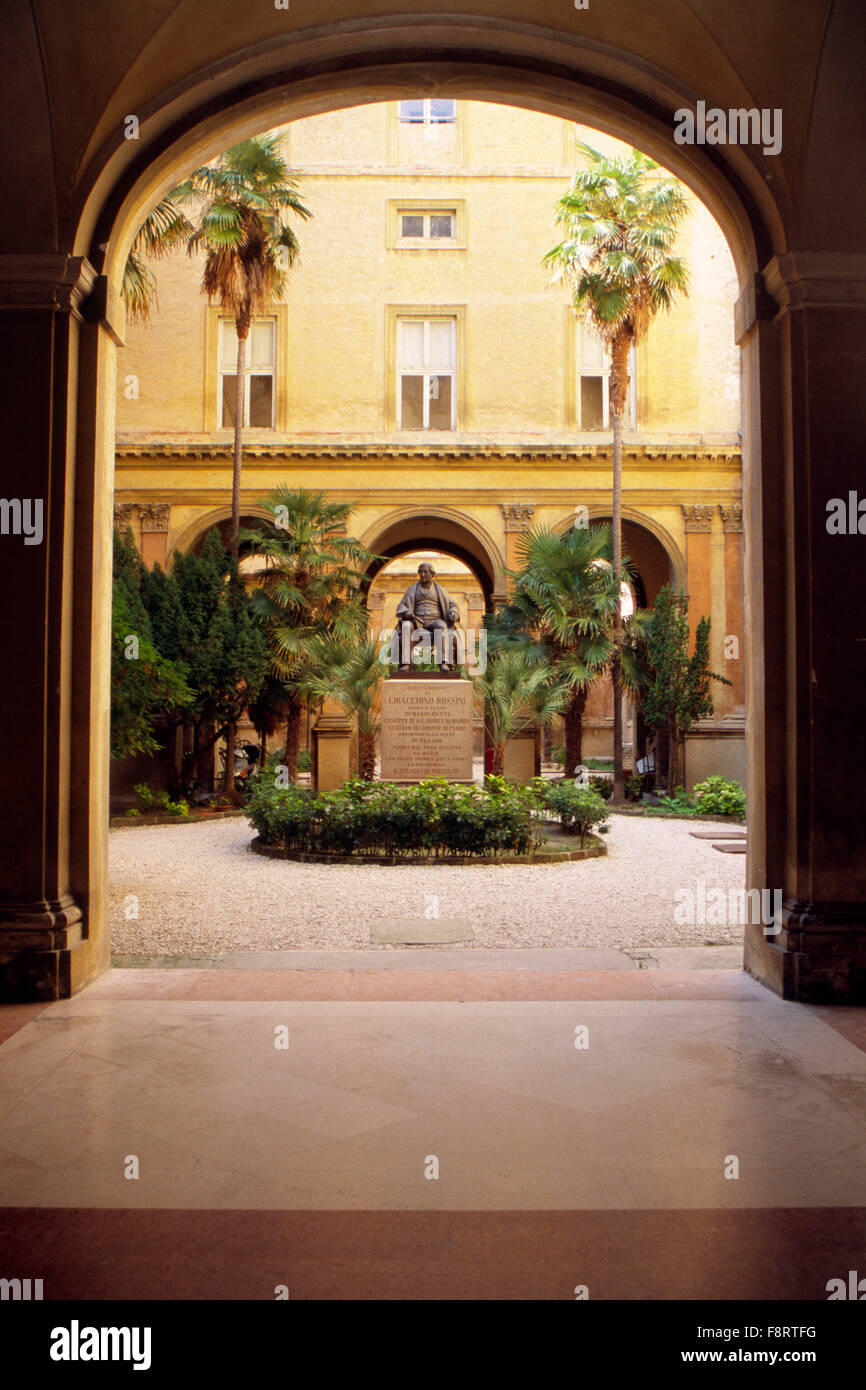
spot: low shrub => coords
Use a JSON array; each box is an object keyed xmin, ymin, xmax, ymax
[
  {"xmin": 297, "ymin": 750, "xmax": 312, "ymax": 773},
  {"xmin": 247, "ymin": 776, "xmax": 541, "ymax": 859},
  {"xmin": 657, "ymin": 785, "xmax": 694, "ymax": 809},
  {"xmin": 693, "ymin": 775, "xmax": 746, "ymax": 819},
  {"xmin": 592, "ymin": 776, "xmax": 614, "ymax": 800},
  {"xmin": 132, "ymin": 783, "xmax": 189, "ymax": 817},
  {"xmin": 624, "ymin": 774, "xmax": 644, "ymax": 803},
  {"xmin": 534, "ymin": 779, "xmax": 610, "ymax": 846}
]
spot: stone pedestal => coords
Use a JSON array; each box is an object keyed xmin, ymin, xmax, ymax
[
  {"xmin": 380, "ymin": 678, "xmax": 474, "ymax": 783},
  {"xmin": 504, "ymin": 730, "xmax": 540, "ymax": 783},
  {"xmin": 312, "ymin": 711, "xmax": 354, "ymax": 791}
]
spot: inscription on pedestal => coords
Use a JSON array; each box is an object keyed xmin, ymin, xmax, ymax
[{"xmin": 379, "ymin": 679, "xmax": 474, "ymax": 783}]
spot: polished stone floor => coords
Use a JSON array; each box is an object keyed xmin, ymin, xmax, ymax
[{"xmin": 1, "ymin": 957, "xmax": 865, "ymax": 1298}]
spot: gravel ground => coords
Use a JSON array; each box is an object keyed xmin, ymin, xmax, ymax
[{"xmin": 109, "ymin": 814, "xmax": 748, "ymax": 955}]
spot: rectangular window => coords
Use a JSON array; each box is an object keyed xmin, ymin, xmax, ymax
[
  {"xmin": 399, "ymin": 98, "xmax": 456, "ymax": 124},
  {"xmin": 219, "ymin": 320, "xmax": 276, "ymax": 428},
  {"xmin": 577, "ymin": 322, "xmax": 636, "ymax": 430},
  {"xmin": 397, "ymin": 318, "xmax": 457, "ymax": 430},
  {"xmin": 398, "ymin": 210, "xmax": 456, "ymax": 244}
]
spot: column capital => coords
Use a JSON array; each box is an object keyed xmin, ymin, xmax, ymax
[
  {"xmin": 501, "ymin": 503, "xmax": 535, "ymax": 533},
  {"xmin": 681, "ymin": 504, "xmax": 714, "ymax": 533},
  {"xmin": 139, "ymin": 504, "xmax": 171, "ymax": 533},
  {"xmin": 762, "ymin": 252, "xmax": 866, "ymax": 313},
  {"xmin": 0, "ymin": 255, "xmax": 125, "ymax": 343},
  {"xmin": 719, "ymin": 504, "xmax": 743, "ymax": 533},
  {"xmin": 0, "ymin": 254, "xmax": 96, "ymax": 314},
  {"xmin": 114, "ymin": 503, "xmax": 136, "ymax": 529}
]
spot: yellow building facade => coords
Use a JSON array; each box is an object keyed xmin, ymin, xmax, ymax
[{"xmin": 114, "ymin": 100, "xmax": 745, "ymax": 785}]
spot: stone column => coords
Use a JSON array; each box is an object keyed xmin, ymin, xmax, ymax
[
  {"xmin": 740, "ymin": 254, "xmax": 866, "ymax": 1001},
  {"xmin": 139, "ymin": 504, "xmax": 170, "ymax": 569},
  {"xmin": 0, "ymin": 256, "xmax": 120, "ymax": 999}
]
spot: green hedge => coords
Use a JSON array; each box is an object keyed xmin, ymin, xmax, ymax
[{"xmin": 247, "ymin": 775, "xmax": 541, "ymax": 859}]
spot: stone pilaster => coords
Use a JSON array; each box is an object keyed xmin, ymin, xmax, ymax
[
  {"xmin": 139, "ymin": 503, "xmax": 171, "ymax": 569},
  {"xmin": 500, "ymin": 502, "xmax": 535, "ymax": 582},
  {"xmin": 681, "ymin": 504, "xmax": 714, "ymax": 652},
  {"xmin": 739, "ymin": 252, "xmax": 866, "ymax": 1001},
  {"xmin": 719, "ymin": 504, "xmax": 745, "ymax": 713}
]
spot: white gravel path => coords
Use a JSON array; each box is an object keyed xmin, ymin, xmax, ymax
[{"xmin": 109, "ymin": 815, "xmax": 747, "ymax": 955}]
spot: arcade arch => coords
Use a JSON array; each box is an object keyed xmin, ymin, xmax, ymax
[{"xmin": 12, "ymin": 16, "xmax": 844, "ymax": 1000}]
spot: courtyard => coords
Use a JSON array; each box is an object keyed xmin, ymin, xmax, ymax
[{"xmin": 110, "ymin": 812, "xmax": 746, "ymax": 957}]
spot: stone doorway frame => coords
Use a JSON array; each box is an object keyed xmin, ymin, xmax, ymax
[{"xmin": 5, "ymin": 18, "xmax": 858, "ymax": 1000}]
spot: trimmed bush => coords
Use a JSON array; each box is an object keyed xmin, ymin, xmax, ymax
[
  {"xmin": 534, "ymin": 780, "xmax": 611, "ymax": 846},
  {"xmin": 692, "ymin": 775, "xmax": 746, "ymax": 819},
  {"xmin": 247, "ymin": 776, "xmax": 541, "ymax": 859}
]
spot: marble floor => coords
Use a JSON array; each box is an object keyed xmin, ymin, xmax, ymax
[{"xmin": 1, "ymin": 958, "xmax": 865, "ymax": 1299}]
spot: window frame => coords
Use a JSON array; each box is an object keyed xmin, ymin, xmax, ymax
[
  {"xmin": 398, "ymin": 97, "xmax": 456, "ymax": 125},
  {"xmin": 218, "ymin": 318, "xmax": 277, "ymax": 431},
  {"xmin": 387, "ymin": 306, "xmax": 465, "ymax": 433},
  {"xmin": 397, "ymin": 210, "xmax": 457, "ymax": 244},
  {"xmin": 396, "ymin": 316, "xmax": 457, "ymax": 431},
  {"xmin": 387, "ymin": 200, "xmax": 467, "ymax": 251},
  {"xmin": 571, "ymin": 316, "xmax": 638, "ymax": 431}
]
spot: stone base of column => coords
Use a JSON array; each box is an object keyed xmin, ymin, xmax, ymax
[
  {"xmin": 0, "ymin": 897, "xmax": 85, "ymax": 1002},
  {"xmin": 744, "ymin": 901, "xmax": 866, "ymax": 1004}
]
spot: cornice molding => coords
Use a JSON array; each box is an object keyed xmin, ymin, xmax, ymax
[
  {"xmin": 0, "ymin": 255, "xmax": 97, "ymax": 315},
  {"xmin": 115, "ymin": 441, "xmax": 742, "ymax": 465}
]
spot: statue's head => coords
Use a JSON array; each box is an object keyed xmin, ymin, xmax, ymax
[{"xmin": 417, "ymin": 562, "xmax": 435, "ymax": 585}]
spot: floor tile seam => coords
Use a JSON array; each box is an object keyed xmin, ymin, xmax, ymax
[
  {"xmin": 67, "ymin": 980, "xmax": 761, "ymax": 1003},
  {"xmin": 0, "ymin": 1031, "xmax": 100, "ymax": 1126},
  {"xmin": 0, "ymin": 1005, "xmax": 52, "ymax": 1046}
]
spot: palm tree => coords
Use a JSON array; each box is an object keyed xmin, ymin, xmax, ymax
[
  {"xmin": 544, "ymin": 144, "xmax": 688, "ymax": 800},
  {"xmin": 493, "ymin": 522, "xmax": 650, "ymax": 777},
  {"xmin": 176, "ymin": 135, "xmax": 311, "ymax": 558},
  {"xmin": 122, "ymin": 196, "xmax": 194, "ymax": 323},
  {"xmin": 473, "ymin": 649, "xmax": 563, "ymax": 777},
  {"xmin": 240, "ymin": 487, "xmax": 377, "ymax": 780},
  {"xmin": 299, "ymin": 635, "xmax": 383, "ymax": 781}
]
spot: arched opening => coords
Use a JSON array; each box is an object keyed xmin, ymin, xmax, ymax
[
  {"xmin": 48, "ymin": 30, "xmax": 791, "ymax": 999},
  {"xmin": 362, "ymin": 511, "xmax": 503, "ymax": 612}
]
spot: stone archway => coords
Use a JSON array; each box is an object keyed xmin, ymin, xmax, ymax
[
  {"xmin": 168, "ymin": 508, "xmax": 273, "ymax": 565},
  {"xmin": 361, "ymin": 508, "xmax": 505, "ymax": 612},
  {"xmin": 5, "ymin": 11, "xmax": 864, "ymax": 1001}
]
